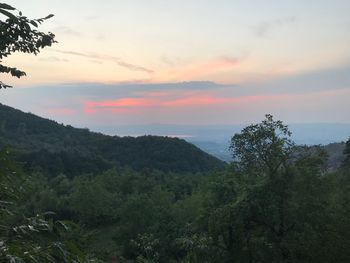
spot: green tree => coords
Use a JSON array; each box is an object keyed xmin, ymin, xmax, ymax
[
  {"xmin": 343, "ymin": 138, "xmax": 350, "ymax": 167},
  {"xmin": 230, "ymin": 114, "xmax": 294, "ymax": 177},
  {"xmin": 0, "ymin": 149, "xmax": 93, "ymax": 262},
  {"xmin": 0, "ymin": 2, "xmax": 56, "ymax": 88},
  {"xmin": 196, "ymin": 115, "xmax": 332, "ymax": 262}
]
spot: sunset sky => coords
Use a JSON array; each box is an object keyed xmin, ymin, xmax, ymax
[{"xmin": 1, "ymin": 0, "xmax": 350, "ymax": 126}]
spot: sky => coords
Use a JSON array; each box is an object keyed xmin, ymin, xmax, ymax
[{"xmin": 1, "ymin": 0, "xmax": 350, "ymax": 127}]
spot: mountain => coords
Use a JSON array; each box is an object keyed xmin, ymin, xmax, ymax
[
  {"xmin": 190, "ymin": 140, "xmax": 347, "ymax": 170},
  {"xmin": 90, "ymin": 123, "xmax": 350, "ymax": 163},
  {"xmin": 0, "ymin": 104, "xmax": 225, "ymax": 178}
]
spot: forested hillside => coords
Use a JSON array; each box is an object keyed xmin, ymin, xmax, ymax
[
  {"xmin": 323, "ymin": 142, "xmax": 346, "ymax": 170},
  {"xmin": 1, "ymin": 113, "xmax": 350, "ymax": 262},
  {"xmin": 0, "ymin": 104, "xmax": 225, "ymax": 177}
]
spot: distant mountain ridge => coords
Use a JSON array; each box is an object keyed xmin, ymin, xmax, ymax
[
  {"xmin": 0, "ymin": 104, "xmax": 225, "ymax": 177},
  {"xmin": 90, "ymin": 123, "xmax": 350, "ymax": 166}
]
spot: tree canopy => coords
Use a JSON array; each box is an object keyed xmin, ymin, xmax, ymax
[
  {"xmin": 343, "ymin": 138, "xmax": 350, "ymax": 167},
  {"xmin": 230, "ymin": 114, "xmax": 294, "ymax": 177}
]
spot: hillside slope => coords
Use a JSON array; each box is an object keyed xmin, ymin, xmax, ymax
[
  {"xmin": 0, "ymin": 104, "xmax": 225, "ymax": 177},
  {"xmin": 323, "ymin": 142, "xmax": 346, "ymax": 170}
]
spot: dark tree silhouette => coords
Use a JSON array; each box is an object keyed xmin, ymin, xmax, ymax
[
  {"xmin": 0, "ymin": 3, "xmax": 56, "ymax": 88},
  {"xmin": 343, "ymin": 138, "xmax": 350, "ymax": 167}
]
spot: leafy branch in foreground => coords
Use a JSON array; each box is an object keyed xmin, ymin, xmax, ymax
[
  {"xmin": 0, "ymin": 149, "xmax": 96, "ymax": 262},
  {"xmin": 0, "ymin": 2, "xmax": 56, "ymax": 88}
]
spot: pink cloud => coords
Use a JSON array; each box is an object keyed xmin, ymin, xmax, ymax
[
  {"xmin": 84, "ymin": 98, "xmax": 156, "ymax": 113},
  {"xmin": 83, "ymin": 92, "xmax": 289, "ymax": 115}
]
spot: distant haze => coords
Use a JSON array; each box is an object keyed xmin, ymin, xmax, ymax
[
  {"xmin": 88, "ymin": 123, "xmax": 350, "ymax": 162},
  {"xmin": 89, "ymin": 123, "xmax": 350, "ymax": 144}
]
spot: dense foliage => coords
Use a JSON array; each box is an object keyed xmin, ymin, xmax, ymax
[
  {"xmin": 0, "ymin": 104, "xmax": 225, "ymax": 177},
  {"xmin": 0, "ymin": 149, "xmax": 98, "ymax": 262},
  {"xmin": 0, "ymin": 110, "xmax": 349, "ymax": 262},
  {"xmin": 343, "ymin": 139, "xmax": 350, "ymax": 167}
]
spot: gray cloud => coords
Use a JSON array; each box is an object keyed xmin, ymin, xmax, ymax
[
  {"xmin": 161, "ymin": 56, "xmax": 175, "ymax": 66},
  {"xmin": 95, "ymin": 33, "xmax": 106, "ymax": 41},
  {"xmin": 160, "ymin": 55, "xmax": 191, "ymax": 68},
  {"xmin": 219, "ymin": 56, "xmax": 240, "ymax": 65},
  {"xmin": 85, "ymin": 15, "xmax": 100, "ymax": 21},
  {"xmin": 260, "ymin": 64, "xmax": 350, "ymax": 94},
  {"xmin": 252, "ymin": 17, "xmax": 296, "ymax": 38},
  {"xmin": 3, "ymin": 81, "xmax": 224, "ymax": 104},
  {"xmin": 54, "ymin": 26, "xmax": 82, "ymax": 37},
  {"xmin": 13, "ymin": 61, "xmax": 350, "ymax": 103},
  {"xmin": 52, "ymin": 49, "xmax": 154, "ymax": 74},
  {"xmin": 230, "ymin": 64, "xmax": 350, "ymax": 98},
  {"xmin": 39, "ymin": 56, "xmax": 69, "ymax": 63},
  {"xmin": 7, "ymin": 63, "xmax": 349, "ymax": 104},
  {"xmin": 1, "ymin": 64, "xmax": 349, "ymax": 127},
  {"xmin": 89, "ymin": 60, "xmax": 103, "ymax": 64}
]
